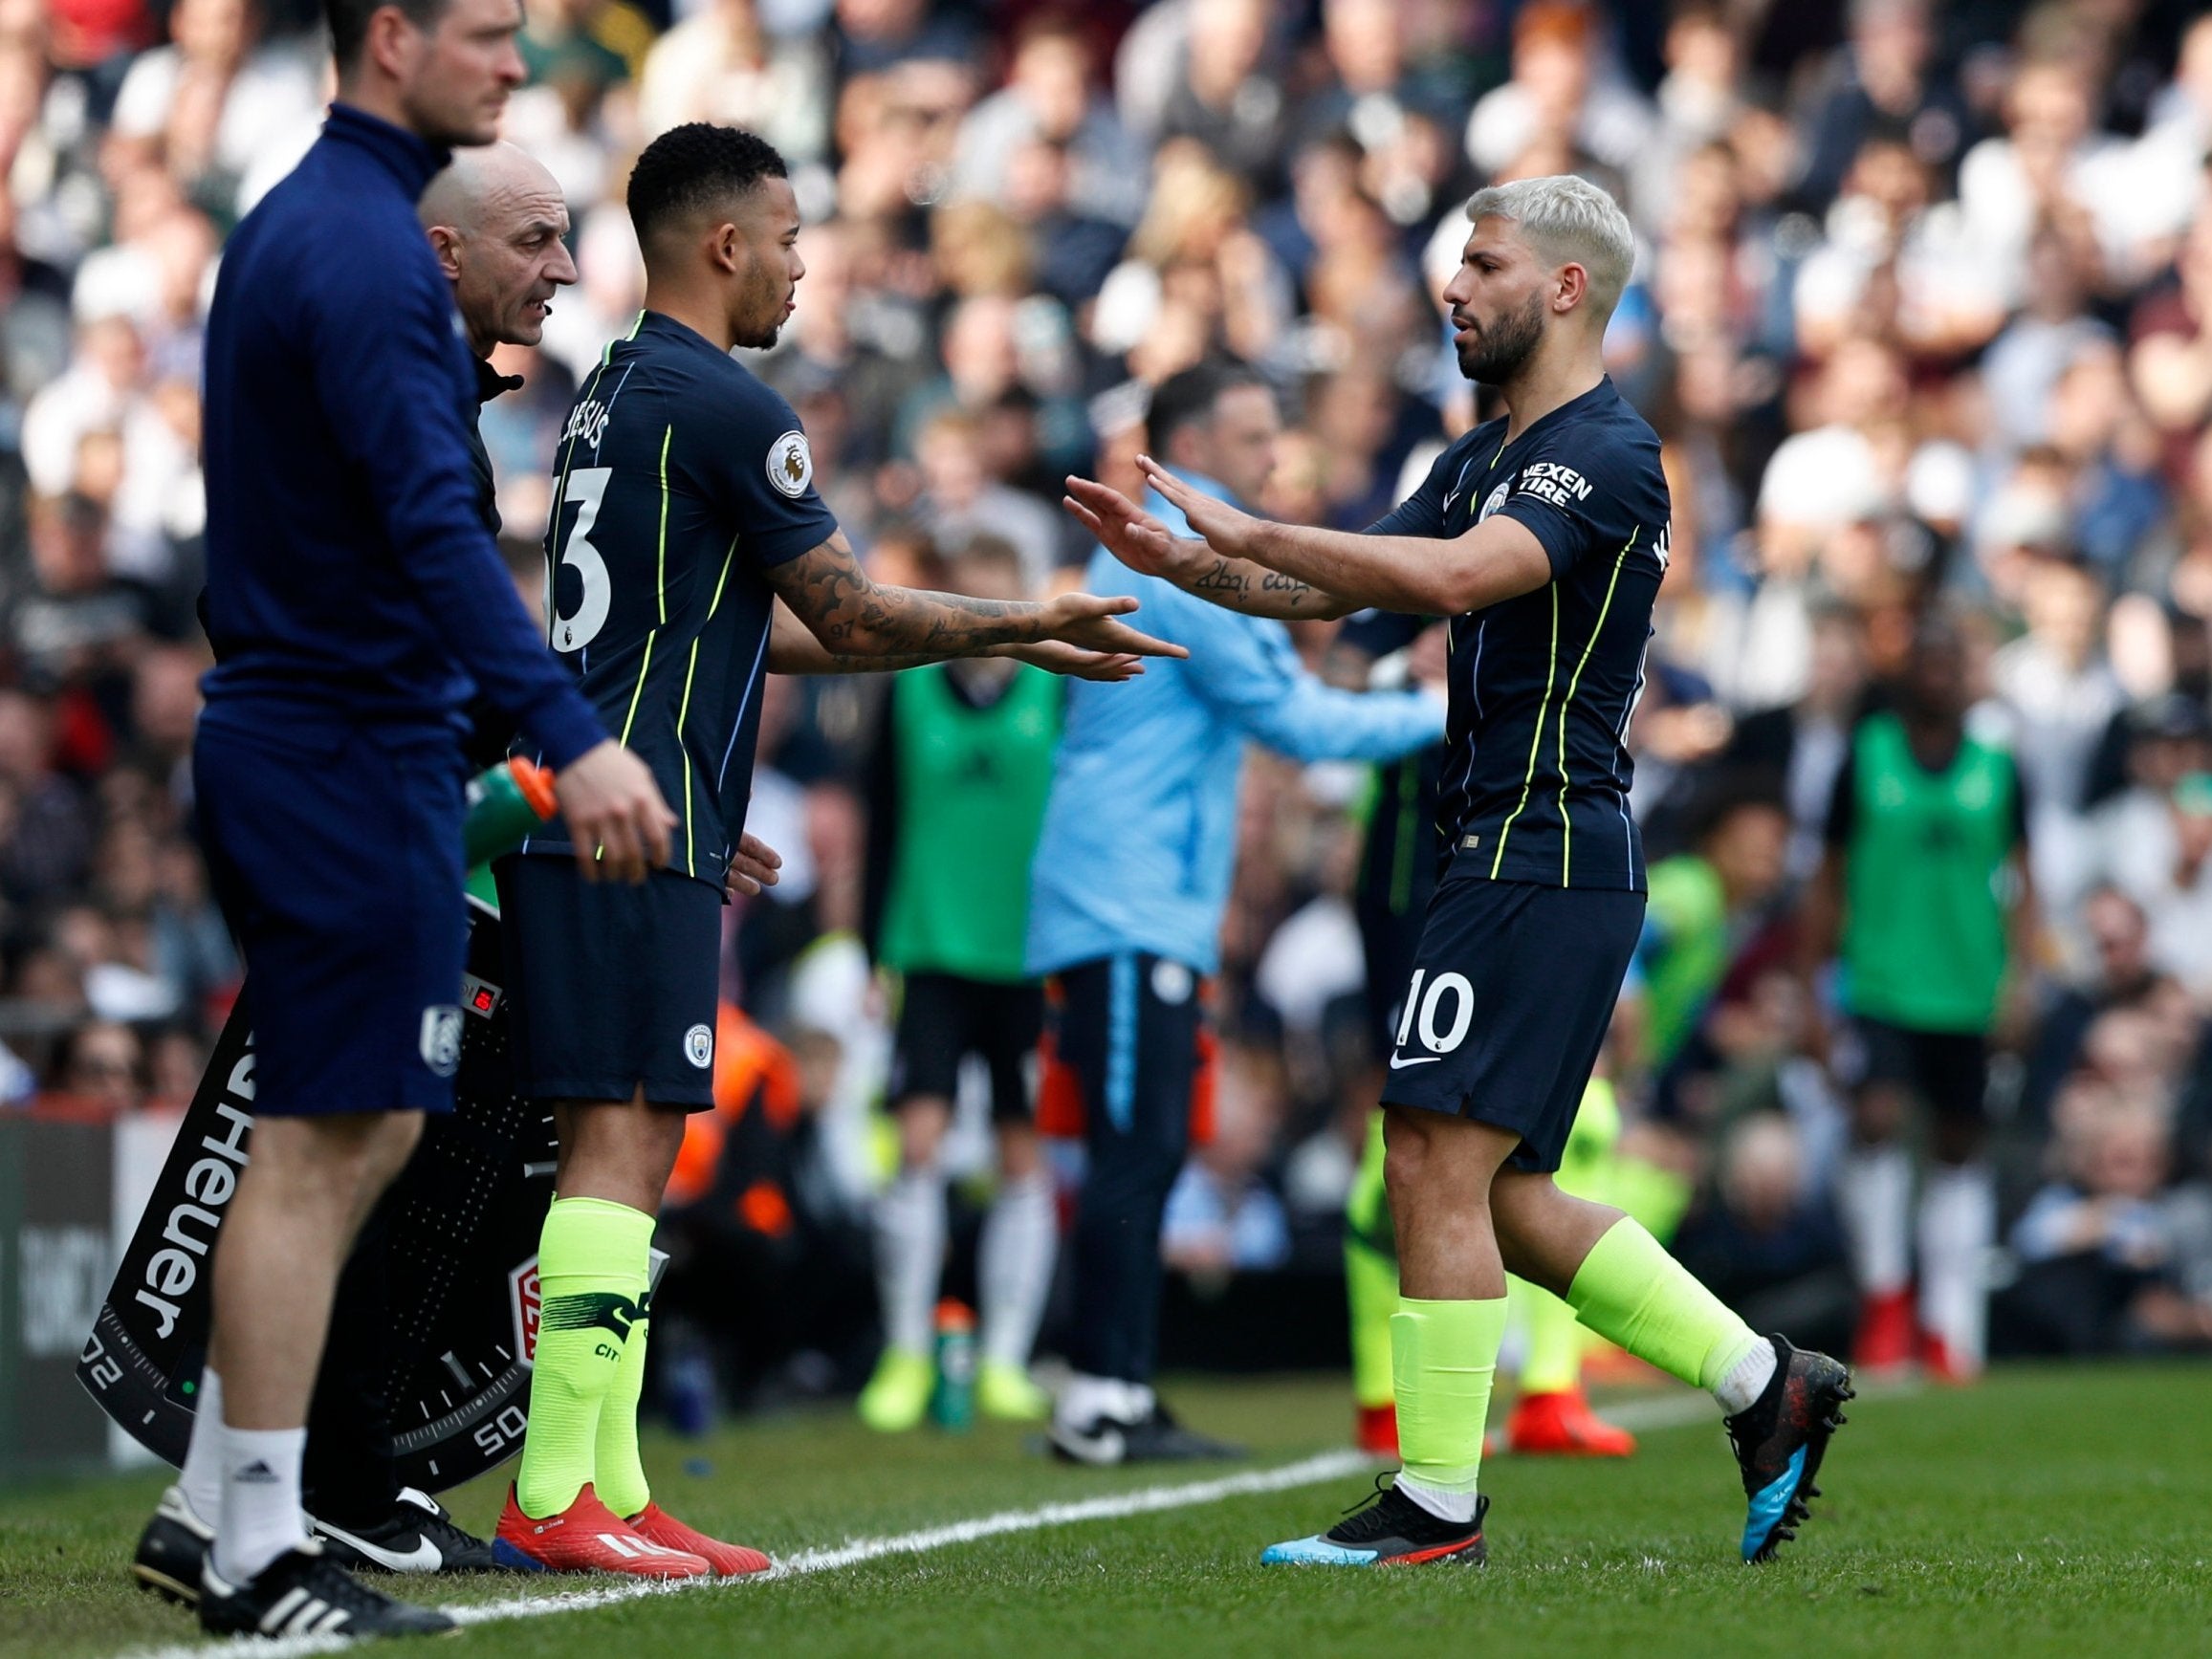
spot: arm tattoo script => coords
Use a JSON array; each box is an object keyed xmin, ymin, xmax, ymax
[
  {"xmin": 1190, "ymin": 557, "xmax": 1325, "ymax": 614},
  {"xmin": 1193, "ymin": 558, "xmax": 1250, "ymax": 598}
]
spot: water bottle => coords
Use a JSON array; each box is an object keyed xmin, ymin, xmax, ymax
[
  {"xmin": 461, "ymin": 756, "xmax": 559, "ymax": 866},
  {"xmin": 931, "ymin": 1299, "xmax": 976, "ymax": 1431}
]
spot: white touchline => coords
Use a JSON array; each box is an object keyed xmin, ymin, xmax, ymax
[
  {"xmin": 112, "ymin": 1449, "xmax": 1368, "ymax": 1659},
  {"xmin": 113, "ymin": 1386, "xmax": 1892, "ymax": 1659}
]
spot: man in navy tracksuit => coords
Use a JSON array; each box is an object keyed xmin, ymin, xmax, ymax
[{"xmin": 140, "ymin": 0, "xmax": 672, "ymax": 1637}]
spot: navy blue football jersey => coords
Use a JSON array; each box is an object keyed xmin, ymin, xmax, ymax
[
  {"xmin": 1368, "ymin": 378, "xmax": 1669, "ymax": 892},
  {"xmin": 521, "ymin": 311, "xmax": 839, "ymax": 884}
]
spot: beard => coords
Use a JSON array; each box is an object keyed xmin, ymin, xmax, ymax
[
  {"xmin": 1455, "ymin": 289, "xmax": 1546, "ymax": 384},
  {"xmin": 734, "ymin": 280, "xmax": 789, "ymax": 352}
]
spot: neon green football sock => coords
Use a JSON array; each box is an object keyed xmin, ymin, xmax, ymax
[
  {"xmin": 515, "ymin": 1197, "xmax": 653, "ymax": 1518},
  {"xmin": 1347, "ymin": 1239, "xmax": 1401, "ymax": 1409},
  {"xmin": 1345, "ymin": 1113, "xmax": 1399, "ymax": 1409},
  {"xmin": 593, "ymin": 1299, "xmax": 653, "ymax": 1519},
  {"xmin": 1604, "ymin": 1153, "xmax": 1694, "ymax": 1244},
  {"xmin": 1566, "ymin": 1216, "xmax": 1760, "ymax": 1391},
  {"xmin": 1558, "ymin": 1078, "xmax": 1622, "ymax": 1199},
  {"xmin": 1520, "ymin": 1080, "xmax": 1626, "ymax": 1392},
  {"xmin": 1514, "ymin": 1277, "xmax": 1583, "ymax": 1395},
  {"xmin": 1391, "ymin": 1297, "xmax": 1508, "ymax": 1497}
]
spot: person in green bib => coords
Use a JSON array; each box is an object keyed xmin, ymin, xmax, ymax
[
  {"xmin": 858, "ymin": 535, "xmax": 1068, "ymax": 1430},
  {"xmin": 1804, "ymin": 614, "xmax": 2038, "ymax": 1383}
]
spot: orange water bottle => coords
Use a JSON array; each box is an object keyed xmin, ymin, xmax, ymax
[
  {"xmin": 931, "ymin": 1299, "xmax": 976, "ymax": 1431},
  {"xmin": 461, "ymin": 756, "xmax": 559, "ymax": 865}
]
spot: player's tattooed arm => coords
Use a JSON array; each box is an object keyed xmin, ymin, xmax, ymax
[
  {"xmin": 1062, "ymin": 478, "xmax": 1358, "ymax": 620},
  {"xmin": 765, "ymin": 533, "xmax": 1187, "ymax": 664},
  {"xmin": 1127, "ymin": 458, "xmax": 1556, "ymax": 617},
  {"xmin": 765, "ymin": 601, "xmax": 1144, "ymax": 681}
]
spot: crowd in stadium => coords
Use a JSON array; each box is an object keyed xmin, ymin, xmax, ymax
[{"xmin": 5, "ymin": 0, "xmax": 2212, "ymax": 1406}]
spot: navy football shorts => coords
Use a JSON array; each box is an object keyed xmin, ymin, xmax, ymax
[
  {"xmin": 1377, "ymin": 874, "xmax": 1644, "ymax": 1172},
  {"xmin": 493, "ymin": 854, "xmax": 723, "ymax": 1110},
  {"xmin": 890, "ymin": 971, "xmax": 1043, "ymax": 1121},
  {"xmin": 195, "ymin": 717, "xmax": 470, "ymax": 1118}
]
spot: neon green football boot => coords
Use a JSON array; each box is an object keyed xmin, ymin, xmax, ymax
[
  {"xmin": 976, "ymin": 1360, "xmax": 1051, "ymax": 1422},
  {"xmin": 857, "ymin": 1348, "xmax": 934, "ymax": 1432}
]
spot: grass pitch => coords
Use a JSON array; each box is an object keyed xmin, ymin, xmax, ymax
[{"xmin": 4, "ymin": 1365, "xmax": 2208, "ymax": 1659}]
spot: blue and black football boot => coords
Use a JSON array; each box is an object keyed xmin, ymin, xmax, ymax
[{"xmin": 1724, "ymin": 1335, "xmax": 1853, "ymax": 1562}]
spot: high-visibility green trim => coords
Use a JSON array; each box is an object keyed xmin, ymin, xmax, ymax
[
  {"xmin": 655, "ymin": 425, "xmax": 672, "ymax": 627},
  {"xmin": 706, "ymin": 535, "xmax": 735, "ymax": 617},
  {"xmin": 1490, "ymin": 584, "xmax": 1559, "ymax": 879},
  {"xmin": 1554, "ymin": 529, "xmax": 1639, "ymax": 885},
  {"xmin": 676, "ymin": 640, "xmax": 701, "ymax": 876},
  {"xmin": 617, "ymin": 632, "xmax": 656, "ymax": 749}
]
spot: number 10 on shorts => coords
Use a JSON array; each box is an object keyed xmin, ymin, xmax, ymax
[{"xmin": 1392, "ymin": 968, "xmax": 1475, "ymax": 1064}]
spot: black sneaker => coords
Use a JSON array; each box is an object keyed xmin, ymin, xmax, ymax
[
  {"xmin": 1261, "ymin": 1480, "xmax": 1489, "ymax": 1566},
  {"xmin": 1049, "ymin": 1399, "xmax": 1246, "ymax": 1465},
  {"xmin": 200, "ymin": 1541, "xmax": 456, "ymax": 1638},
  {"xmin": 1724, "ymin": 1334, "xmax": 1854, "ymax": 1562},
  {"xmin": 314, "ymin": 1488, "xmax": 498, "ymax": 1574},
  {"xmin": 132, "ymin": 1484, "xmax": 212, "ymax": 1606}
]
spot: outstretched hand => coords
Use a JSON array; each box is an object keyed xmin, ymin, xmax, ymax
[
  {"xmin": 1133, "ymin": 455, "xmax": 1262, "ymax": 557},
  {"xmin": 1037, "ymin": 590, "xmax": 1190, "ymax": 660},
  {"xmin": 1006, "ymin": 639, "xmax": 1149, "ymax": 681},
  {"xmin": 1062, "ymin": 476, "xmax": 1194, "ymax": 581}
]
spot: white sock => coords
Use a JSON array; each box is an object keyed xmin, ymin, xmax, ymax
[
  {"xmin": 212, "ymin": 1421, "xmax": 309, "ymax": 1584},
  {"xmin": 1836, "ymin": 1144, "xmax": 1914, "ymax": 1297},
  {"xmin": 1916, "ymin": 1164, "xmax": 1995, "ymax": 1366},
  {"xmin": 1056, "ymin": 1370, "xmax": 1146, "ymax": 1430},
  {"xmin": 978, "ymin": 1169, "xmax": 1057, "ymax": 1372},
  {"xmin": 1393, "ymin": 1473, "xmax": 1478, "ymax": 1525},
  {"xmin": 874, "ymin": 1166, "xmax": 947, "ymax": 1359},
  {"xmin": 1711, "ymin": 1334, "xmax": 1779, "ymax": 1415},
  {"xmin": 176, "ymin": 1367, "xmax": 224, "ymax": 1526}
]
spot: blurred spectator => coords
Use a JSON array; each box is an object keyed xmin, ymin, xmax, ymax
[
  {"xmin": 1466, "ymin": 1, "xmax": 1651, "ymax": 186},
  {"xmin": 953, "ymin": 12, "xmax": 1145, "ymax": 229},
  {"xmin": 106, "ymin": 0, "xmax": 322, "ymax": 221},
  {"xmin": 1633, "ymin": 773, "xmax": 1791, "ymax": 1105},
  {"xmin": 1994, "ymin": 1084, "xmax": 2212, "ymax": 1354},
  {"xmin": 50, "ymin": 1015, "xmax": 144, "ymax": 1110},
  {"xmin": 1162, "ymin": 1041, "xmax": 1290, "ymax": 1276},
  {"xmin": 1794, "ymin": 0, "xmax": 1971, "ymax": 211},
  {"xmin": 1674, "ymin": 1112, "xmax": 1855, "ymax": 1362},
  {"xmin": 638, "ymin": 0, "xmax": 831, "ymax": 161}
]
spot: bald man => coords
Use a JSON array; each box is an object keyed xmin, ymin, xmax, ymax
[{"xmin": 420, "ymin": 142, "xmax": 578, "ymax": 548}]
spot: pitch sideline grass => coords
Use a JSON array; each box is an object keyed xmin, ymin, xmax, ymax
[{"xmin": 2, "ymin": 1365, "xmax": 2207, "ymax": 1659}]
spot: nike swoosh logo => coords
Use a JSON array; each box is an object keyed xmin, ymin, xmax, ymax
[
  {"xmin": 313, "ymin": 1520, "xmax": 442, "ymax": 1573},
  {"xmin": 1388, "ymin": 1054, "xmax": 1443, "ymax": 1069}
]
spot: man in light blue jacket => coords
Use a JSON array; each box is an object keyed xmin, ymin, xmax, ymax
[{"xmin": 1034, "ymin": 360, "xmax": 1445, "ymax": 1464}]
